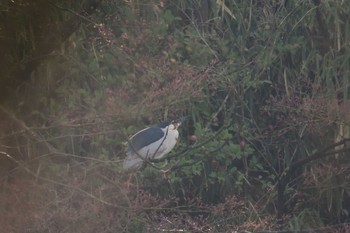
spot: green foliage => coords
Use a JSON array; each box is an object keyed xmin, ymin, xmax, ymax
[
  {"xmin": 2, "ymin": 0, "xmax": 350, "ymax": 232},
  {"xmin": 289, "ymin": 209, "xmax": 324, "ymax": 231}
]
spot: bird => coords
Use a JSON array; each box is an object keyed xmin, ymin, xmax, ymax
[{"xmin": 123, "ymin": 120, "xmax": 181, "ymax": 170}]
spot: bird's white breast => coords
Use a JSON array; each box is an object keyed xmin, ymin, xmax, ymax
[{"xmin": 158, "ymin": 127, "xmax": 178, "ymax": 159}]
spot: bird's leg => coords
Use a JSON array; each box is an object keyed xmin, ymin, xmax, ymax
[
  {"xmin": 160, "ymin": 161, "xmax": 179, "ymax": 178},
  {"xmin": 160, "ymin": 137, "xmax": 180, "ymax": 178},
  {"xmin": 126, "ymin": 174, "xmax": 132, "ymax": 189}
]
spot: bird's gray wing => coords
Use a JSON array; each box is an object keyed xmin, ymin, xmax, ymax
[{"xmin": 127, "ymin": 127, "xmax": 164, "ymax": 153}]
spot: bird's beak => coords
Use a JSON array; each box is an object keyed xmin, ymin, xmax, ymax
[
  {"xmin": 174, "ymin": 116, "xmax": 188, "ymax": 127},
  {"xmin": 174, "ymin": 122, "xmax": 181, "ymax": 129}
]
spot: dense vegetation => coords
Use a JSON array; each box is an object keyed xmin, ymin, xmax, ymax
[{"xmin": 1, "ymin": 0, "xmax": 350, "ymax": 232}]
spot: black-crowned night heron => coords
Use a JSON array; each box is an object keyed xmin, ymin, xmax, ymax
[{"xmin": 123, "ymin": 120, "xmax": 181, "ymax": 170}]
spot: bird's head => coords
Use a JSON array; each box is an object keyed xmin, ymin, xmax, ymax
[
  {"xmin": 170, "ymin": 119, "xmax": 181, "ymax": 130},
  {"xmin": 158, "ymin": 116, "xmax": 188, "ymax": 130},
  {"xmin": 157, "ymin": 120, "xmax": 180, "ymax": 131},
  {"xmin": 170, "ymin": 116, "xmax": 190, "ymax": 129}
]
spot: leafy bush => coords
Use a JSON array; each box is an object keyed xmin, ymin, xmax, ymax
[{"xmin": 1, "ymin": 0, "xmax": 350, "ymax": 232}]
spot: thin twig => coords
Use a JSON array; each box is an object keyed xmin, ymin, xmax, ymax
[{"xmin": 0, "ymin": 151, "xmax": 128, "ymax": 209}]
